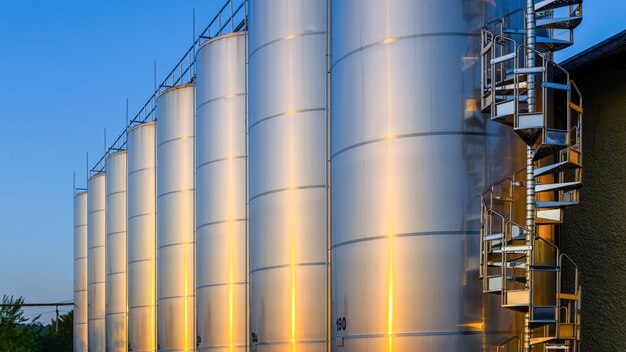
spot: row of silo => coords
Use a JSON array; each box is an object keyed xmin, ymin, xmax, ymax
[{"xmin": 74, "ymin": 0, "xmax": 527, "ymax": 351}]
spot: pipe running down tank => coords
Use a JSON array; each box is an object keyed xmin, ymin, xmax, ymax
[
  {"xmin": 156, "ymin": 84, "xmax": 196, "ymax": 351},
  {"xmin": 249, "ymin": 0, "xmax": 329, "ymax": 350},
  {"xmin": 196, "ymin": 32, "xmax": 248, "ymax": 351},
  {"xmin": 74, "ymin": 191, "xmax": 88, "ymax": 352},
  {"xmin": 105, "ymin": 151, "xmax": 127, "ymax": 352},
  {"xmin": 127, "ymin": 122, "xmax": 157, "ymax": 352},
  {"xmin": 88, "ymin": 174, "xmax": 106, "ymax": 352}
]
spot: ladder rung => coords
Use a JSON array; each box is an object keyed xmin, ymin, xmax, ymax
[{"xmin": 491, "ymin": 52, "xmax": 516, "ymax": 64}]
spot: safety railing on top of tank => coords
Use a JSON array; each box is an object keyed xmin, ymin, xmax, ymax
[{"xmin": 89, "ymin": 0, "xmax": 247, "ymax": 175}]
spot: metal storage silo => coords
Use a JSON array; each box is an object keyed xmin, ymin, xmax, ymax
[
  {"xmin": 196, "ymin": 32, "xmax": 247, "ymax": 351},
  {"xmin": 74, "ymin": 191, "xmax": 88, "ymax": 352},
  {"xmin": 248, "ymin": 1, "xmax": 328, "ymax": 350},
  {"xmin": 105, "ymin": 151, "xmax": 127, "ymax": 352},
  {"xmin": 330, "ymin": 0, "xmax": 525, "ymax": 351},
  {"xmin": 156, "ymin": 84, "xmax": 196, "ymax": 351},
  {"xmin": 88, "ymin": 173, "xmax": 106, "ymax": 352},
  {"xmin": 127, "ymin": 121, "xmax": 157, "ymax": 352}
]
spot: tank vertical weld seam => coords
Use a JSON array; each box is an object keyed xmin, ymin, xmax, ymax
[
  {"xmin": 249, "ymin": 31, "xmax": 326, "ymax": 58},
  {"xmin": 197, "ymin": 92, "xmax": 246, "ymax": 109},
  {"xmin": 331, "ymin": 131, "xmax": 493, "ymax": 158},
  {"xmin": 156, "ymin": 188, "xmax": 196, "ymax": 199},
  {"xmin": 128, "ymin": 166, "xmax": 156, "ymax": 176},
  {"xmin": 197, "ymin": 218, "xmax": 247, "ymax": 229},
  {"xmin": 157, "ymin": 135, "xmax": 195, "ymax": 148},
  {"xmin": 249, "ymin": 107, "xmax": 326, "ymax": 130},
  {"xmin": 331, "ymin": 31, "xmax": 480, "ymax": 69},
  {"xmin": 331, "ymin": 230, "xmax": 481, "ymax": 249},
  {"xmin": 249, "ymin": 184, "xmax": 327, "ymax": 201},
  {"xmin": 249, "ymin": 261, "xmax": 327, "ymax": 273},
  {"xmin": 196, "ymin": 281, "xmax": 247, "ymax": 289}
]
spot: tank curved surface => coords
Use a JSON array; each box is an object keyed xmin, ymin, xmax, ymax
[
  {"xmin": 74, "ymin": 192, "xmax": 88, "ymax": 352},
  {"xmin": 330, "ymin": 0, "xmax": 525, "ymax": 350},
  {"xmin": 156, "ymin": 84, "xmax": 196, "ymax": 351},
  {"xmin": 127, "ymin": 122, "xmax": 157, "ymax": 352},
  {"xmin": 105, "ymin": 151, "xmax": 127, "ymax": 352},
  {"xmin": 248, "ymin": 1, "xmax": 328, "ymax": 350},
  {"xmin": 196, "ymin": 32, "xmax": 247, "ymax": 351},
  {"xmin": 88, "ymin": 174, "xmax": 106, "ymax": 352}
]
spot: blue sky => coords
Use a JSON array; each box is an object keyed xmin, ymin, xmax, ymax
[{"xmin": 0, "ymin": 1, "xmax": 623, "ymax": 323}]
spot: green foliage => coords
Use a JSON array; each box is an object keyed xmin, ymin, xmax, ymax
[{"xmin": 0, "ymin": 295, "xmax": 73, "ymax": 352}]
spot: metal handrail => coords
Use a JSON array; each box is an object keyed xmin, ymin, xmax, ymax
[
  {"xmin": 90, "ymin": 0, "xmax": 247, "ymax": 175},
  {"xmin": 496, "ymin": 335, "xmax": 520, "ymax": 352}
]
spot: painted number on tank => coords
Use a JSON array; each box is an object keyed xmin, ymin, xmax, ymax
[{"xmin": 335, "ymin": 317, "xmax": 347, "ymax": 331}]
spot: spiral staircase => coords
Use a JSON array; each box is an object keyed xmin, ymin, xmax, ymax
[{"xmin": 479, "ymin": 1, "xmax": 584, "ymax": 351}]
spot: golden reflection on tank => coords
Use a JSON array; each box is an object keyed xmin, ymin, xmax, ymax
[
  {"xmin": 88, "ymin": 173, "xmax": 106, "ymax": 352},
  {"xmin": 127, "ymin": 122, "xmax": 157, "ymax": 352},
  {"xmin": 74, "ymin": 191, "xmax": 88, "ymax": 352},
  {"xmin": 330, "ymin": 0, "xmax": 526, "ymax": 350},
  {"xmin": 248, "ymin": 0, "xmax": 329, "ymax": 350},
  {"xmin": 156, "ymin": 84, "xmax": 196, "ymax": 351},
  {"xmin": 196, "ymin": 32, "xmax": 247, "ymax": 351},
  {"xmin": 105, "ymin": 151, "xmax": 128, "ymax": 352}
]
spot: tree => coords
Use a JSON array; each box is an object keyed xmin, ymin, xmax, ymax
[{"xmin": 0, "ymin": 295, "xmax": 39, "ymax": 352}]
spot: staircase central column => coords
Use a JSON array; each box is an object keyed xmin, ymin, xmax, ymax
[{"xmin": 524, "ymin": 0, "xmax": 537, "ymax": 351}]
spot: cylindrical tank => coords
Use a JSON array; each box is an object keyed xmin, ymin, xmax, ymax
[
  {"xmin": 156, "ymin": 84, "xmax": 196, "ymax": 351},
  {"xmin": 88, "ymin": 173, "xmax": 106, "ymax": 352},
  {"xmin": 127, "ymin": 122, "xmax": 157, "ymax": 352},
  {"xmin": 74, "ymin": 191, "xmax": 88, "ymax": 352},
  {"xmin": 105, "ymin": 151, "xmax": 127, "ymax": 352},
  {"xmin": 248, "ymin": 1, "xmax": 328, "ymax": 350},
  {"xmin": 330, "ymin": 0, "xmax": 525, "ymax": 350},
  {"xmin": 195, "ymin": 32, "xmax": 247, "ymax": 351}
]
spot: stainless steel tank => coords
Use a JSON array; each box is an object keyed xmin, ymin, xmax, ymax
[
  {"xmin": 330, "ymin": 0, "xmax": 525, "ymax": 350},
  {"xmin": 248, "ymin": 1, "xmax": 328, "ymax": 350},
  {"xmin": 127, "ymin": 121, "xmax": 157, "ymax": 352},
  {"xmin": 195, "ymin": 32, "xmax": 247, "ymax": 351},
  {"xmin": 88, "ymin": 173, "xmax": 106, "ymax": 352},
  {"xmin": 156, "ymin": 84, "xmax": 196, "ymax": 351},
  {"xmin": 105, "ymin": 151, "xmax": 127, "ymax": 352},
  {"xmin": 74, "ymin": 191, "xmax": 88, "ymax": 352}
]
